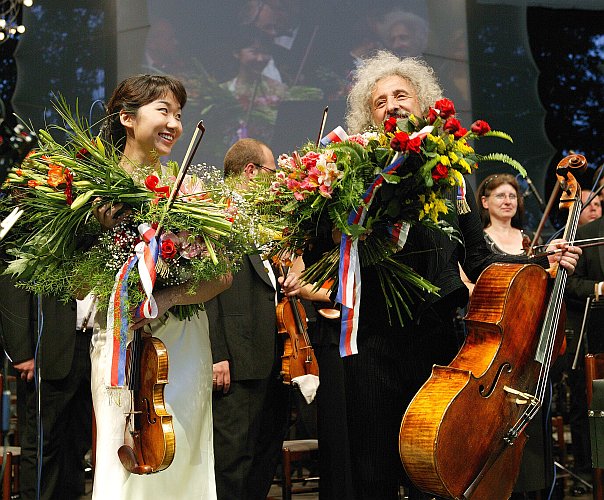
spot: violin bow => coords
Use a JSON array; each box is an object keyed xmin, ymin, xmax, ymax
[
  {"xmin": 154, "ymin": 121, "xmax": 205, "ymax": 278},
  {"xmin": 156, "ymin": 120, "xmax": 205, "ymax": 236},
  {"xmin": 316, "ymin": 106, "xmax": 328, "ymax": 147}
]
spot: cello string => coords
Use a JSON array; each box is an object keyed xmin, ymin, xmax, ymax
[{"xmin": 513, "ymin": 190, "xmax": 582, "ymax": 435}]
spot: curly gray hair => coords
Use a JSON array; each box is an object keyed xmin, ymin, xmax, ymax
[{"xmin": 345, "ymin": 50, "xmax": 443, "ymax": 134}]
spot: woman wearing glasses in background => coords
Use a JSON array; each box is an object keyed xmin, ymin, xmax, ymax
[
  {"xmin": 477, "ymin": 174, "xmax": 533, "ymax": 255},
  {"xmin": 461, "ymin": 174, "xmax": 531, "ymax": 295}
]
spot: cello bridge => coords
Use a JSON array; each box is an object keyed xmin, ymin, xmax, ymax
[{"xmin": 503, "ymin": 385, "xmax": 539, "ymax": 405}]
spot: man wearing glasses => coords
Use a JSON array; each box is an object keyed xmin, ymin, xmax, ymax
[{"xmin": 206, "ymin": 138, "xmax": 296, "ymax": 500}]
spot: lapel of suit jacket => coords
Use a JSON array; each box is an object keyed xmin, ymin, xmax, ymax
[
  {"xmin": 248, "ymin": 253, "xmax": 276, "ymax": 290},
  {"xmin": 598, "ymin": 217, "xmax": 604, "ymax": 278}
]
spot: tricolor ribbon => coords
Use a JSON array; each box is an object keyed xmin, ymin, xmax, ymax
[
  {"xmin": 336, "ymin": 153, "xmax": 410, "ymax": 357},
  {"xmin": 456, "ymin": 177, "xmax": 470, "ymax": 214},
  {"xmin": 104, "ymin": 223, "xmax": 160, "ymax": 388},
  {"xmin": 320, "ymin": 126, "xmax": 348, "ymax": 147}
]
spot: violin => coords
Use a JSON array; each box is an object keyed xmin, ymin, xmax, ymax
[
  {"xmin": 274, "ymin": 258, "xmax": 319, "ymax": 384},
  {"xmin": 399, "ymin": 154, "xmax": 586, "ymax": 499},
  {"xmin": 118, "ymin": 329, "xmax": 175, "ymax": 474}
]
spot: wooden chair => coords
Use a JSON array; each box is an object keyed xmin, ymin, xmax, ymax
[
  {"xmin": 585, "ymin": 353, "xmax": 604, "ymax": 499},
  {"xmin": 280, "ymin": 439, "xmax": 319, "ymax": 500},
  {"xmin": 0, "ymin": 374, "xmax": 20, "ymax": 500}
]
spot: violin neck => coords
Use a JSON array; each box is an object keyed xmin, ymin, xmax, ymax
[
  {"xmin": 128, "ymin": 328, "xmax": 143, "ymax": 391},
  {"xmin": 289, "ymin": 296, "xmax": 305, "ymax": 333}
]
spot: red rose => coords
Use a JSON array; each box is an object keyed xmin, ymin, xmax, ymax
[
  {"xmin": 384, "ymin": 116, "xmax": 398, "ymax": 134},
  {"xmin": 453, "ymin": 127, "xmax": 468, "ymax": 139},
  {"xmin": 161, "ymin": 238, "xmax": 177, "ymax": 259},
  {"xmin": 427, "ymin": 107, "xmax": 438, "ymax": 124},
  {"xmin": 471, "ymin": 120, "xmax": 491, "ymax": 135},
  {"xmin": 390, "ymin": 130, "xmax": 409, "ymax": 151},
  {"xmin": 434, "ymin": 98, "xmax": 456, "ymax": 119},
  {"xmin": 431, "ymin": 163, "xmax": 449, "ymax": 181},
  {"xmin": 407, "ymin": 136, "xmax": 422, "ymax": 153},
  {"xmin": 443, "ymin": 117, "xmax": 461, "ymax": 134}
]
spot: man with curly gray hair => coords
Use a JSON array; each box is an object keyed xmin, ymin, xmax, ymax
[
  {"xmin": 327, "ymin": 50, "xmax": 582, "ymax": 500},
  {"xmin": 345, "ymin": 50, "xmax": 443, "ymax": 134}
]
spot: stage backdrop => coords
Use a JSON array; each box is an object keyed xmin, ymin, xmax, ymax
[{"xmin": 12, "ymin": 0, "xmax": 603, "ymax": 235}]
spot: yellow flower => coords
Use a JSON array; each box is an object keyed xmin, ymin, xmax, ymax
[
  {"xmin": 455, "ymin": 140, "xmax": 474, "ymax": 155},
  {"xmin": 428, "ymin": 134, "xmax": 446, "ymax": 153},
  {"xmin": 458, "ymin": 158, "xmax": 472, "ymax": 173},
  {"xmin": 450, "ymin": 168, "xmax": 464, "ymax": 187},
  {"xmin": 439, "ymin": 155, "xmax": 450, "ymax": 166}
]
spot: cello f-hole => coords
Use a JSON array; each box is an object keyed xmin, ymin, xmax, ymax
[{"xmin": 479, "ymin": 362, "xmax": 512, "ymax": 398}]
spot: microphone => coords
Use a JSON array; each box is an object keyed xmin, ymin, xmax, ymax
[
  {"xmin": 517, "ymin": 174, "xmax": 546, "ymax": 211},
  {"xmin": 525, "ymin": 176, "xmax": 546, "ymax": 211}
]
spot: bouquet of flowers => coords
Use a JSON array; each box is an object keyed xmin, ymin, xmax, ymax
[
  {"xmin": 0, "ymin": 97, "xmax": 259, "ymax": 320},
  {"xmin": 250, "ymin": 98, "xmax": 526, "ymax": 329}
]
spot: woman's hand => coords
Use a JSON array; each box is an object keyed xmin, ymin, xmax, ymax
[
  {"xmin": 92, "ymin": 198, "xmax": 131, "ymax": 230},
  {"xmin": 129, "ymin": 287, "xmax": 174, "ymax": 331},
  {"xmin": 546, "ymin": 239, "xmax": 582, "ymax": 275}
]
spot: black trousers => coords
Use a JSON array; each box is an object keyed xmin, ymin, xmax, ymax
[
  {"xmin": 18, "ymin": 332, "xmax": 92, "ymax": 500},
  {"xmin": 212, "ymin": 360, "xmax": 290, "ymax": 500},
  {"xmin": 313, "ymin": 316, "xmax": 355, "ymax": 500},
  {"xmin": 342, "ymin": 312, "xmax": 460, "ymax": 500}
]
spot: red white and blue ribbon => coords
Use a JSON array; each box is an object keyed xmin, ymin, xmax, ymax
[
  {"xmin": 337, "ymin": 153, "xmax": 409, "ymax": 357},
  {"xmin": 134, "ymin": 223, "xmax": 159, "ymax": 319},
  {"xmin": 320, "ymin": 126, "xmax": 348, "ymax": 147},
  {"xmin": 104, "ymin": 223, "xmax": 160, "ymax": 388}
]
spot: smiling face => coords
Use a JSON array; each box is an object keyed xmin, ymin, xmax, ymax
[
  {"xmin": 370, "ymin": 74, "xmax": 422, "ymax": 126},
  {"xmin": 120, "ymin": 91, "xmax": 183, "ymax": 168},
  {"xmin": 481, "ymin": 183, "xmax": 518, "ymax": 222}
]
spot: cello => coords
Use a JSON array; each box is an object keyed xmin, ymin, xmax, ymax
[{"xmin": 399, "ymin": 154, "xmax": 586, "ymax": 499}]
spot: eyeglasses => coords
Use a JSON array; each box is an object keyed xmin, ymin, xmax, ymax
[
  {"xmin": 492, "ymin": 193, "xmax": 518, "ymax": 201},
  {"xmin": 253, "ymin": 163, "xmax": 275, "ymax": 173}
]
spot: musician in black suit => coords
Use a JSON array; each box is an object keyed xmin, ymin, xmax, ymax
[
  {"xmin": 0, "ymin": 276, "xmax": 92, "ymax": 500},
  {"xmin": 317, "ymin": 50, "xmax": 582, "ymax": 500},
  {"xmin": 206, "ymin": 138, "xmax": 300, "ymax": 500},
  {"xmin": 565, "ymin": 214, "xmax": 604, "ymax": 492},
  {"xmin": 239, "ymin": 0, "xmax": 327, "ymax": 86}
]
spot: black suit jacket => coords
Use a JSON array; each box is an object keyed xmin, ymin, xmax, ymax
[
  {"xmin": 565, "ymin": 217, "xmax": 604, "ymax": 351},
  {"xmin": 0, "ymin": 276, "xmax": 76, "ymax": 380},
  {"xmin": 566, "ymin": 216, "xmax": 604, "ymax": 303},
  {"xmin": 206, "ymin": 254, "xmax": 278, "ymax": 381}
]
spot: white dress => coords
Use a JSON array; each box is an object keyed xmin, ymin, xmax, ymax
[{"xmin": 90, "ymin": 311, "xmax": 216, "ymax": 499}]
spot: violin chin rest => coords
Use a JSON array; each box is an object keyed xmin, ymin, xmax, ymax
[{"xmin": 118, "ymin": 444, "xmax": 154, "ymax": 475}]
